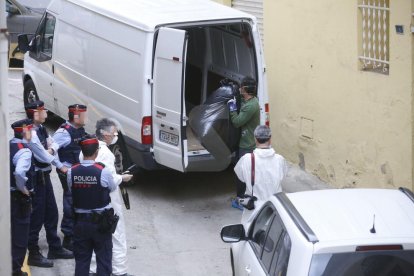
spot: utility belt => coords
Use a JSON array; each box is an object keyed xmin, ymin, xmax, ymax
[
  {"xmin": 75, "ymin": 208, "xmax": 119, "ymax": 234},
  {"xmin": 36, "ymin": 170, "xmax": 51, "ymax": 186}
]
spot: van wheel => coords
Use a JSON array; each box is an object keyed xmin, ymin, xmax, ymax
[
  {"xmin": 112, "ymin": 143, "xmax": 126, "ymax": 174},
  {"xmin": 230, "ymin": 249, "xmax": 235, "ymax": 276},
  {"xmin": 23, "ymin": 79, "xmax": 39, "ymax": 105}
]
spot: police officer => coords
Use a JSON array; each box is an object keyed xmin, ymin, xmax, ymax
[
  {"xmin": 227, "ymin": 76, "xmax": 260, "ymax": 209},
  {"xmin": 24, "ymin": 101, "xmax": 74, "ymax": 267},
  {"xmin": 10, "ymin": 119, "xmax": 36, "ymax": 276},
  {"xmin": 67, "ymin": 135, "xmax": 117, "ymax": 276},
  {"xmin": 53, "ymin": 104, "xmax": 87, "ymax": 251}
]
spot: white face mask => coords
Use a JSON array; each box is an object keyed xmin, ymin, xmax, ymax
[{"xmin": 110, "ymin": 133, "xmax": 118, "ymax": 145}]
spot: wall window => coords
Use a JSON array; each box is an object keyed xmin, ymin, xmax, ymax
[{"xmin": 358, "ymin": 0, "xmax": 389, "ymax": 74}]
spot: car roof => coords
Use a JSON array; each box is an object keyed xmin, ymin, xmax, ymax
[
  {"xmin": 49, "ymin": 0, "xmax": 255, "ymax": 31},
  {"xmin": 285, "ymin": 189, "xmax": 414, "ymax": 243}
]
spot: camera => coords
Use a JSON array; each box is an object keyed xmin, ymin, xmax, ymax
[{"xmin": 238, "ymin": 195, "xmax": 257, "ymax": 210}]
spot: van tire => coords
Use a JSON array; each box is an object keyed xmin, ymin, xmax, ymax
[
  {"xmin": 23, "ymin": 79, "xmax": 39, "ymax": 105},
  {"xmin": 110, "ymin": 132, "xmax": 138, "ymax": 185}
]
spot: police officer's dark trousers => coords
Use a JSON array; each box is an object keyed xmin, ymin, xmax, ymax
[
  {"xmin": 73, "ymin": 215, "xmax": 112, "ymax": 276},
  {"xmin": 28, "ymin": 171, "xmax": 61, "ymax": 251},
  {"xmin": 57, "ymin": 170, "xmax": 74, "ymax": 238},
  {"xmin": 11, "ymin": 192, "xmax": 31, "ymax": 274}
]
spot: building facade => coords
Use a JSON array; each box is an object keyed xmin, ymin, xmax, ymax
[{"xmin": 216, "ymin": 0, "xmax": 414, "ymax": 190}]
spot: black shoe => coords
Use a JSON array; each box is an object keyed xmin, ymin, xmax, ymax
[
  {"xmin": 62, "ymin": 236, "xmax": 73, "ymax": 252},
  {"xmin": 48, "ymin": 247, "xmax": 74, "ymax": 259},
  {"xmin": 28, "ymin": 250, "xmax": 54, "ymax": 268},
  {"xmin": 12, "ymin": 271, "xmax": 28, "ymax": 276}
]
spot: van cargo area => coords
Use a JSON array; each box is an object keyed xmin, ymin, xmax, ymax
[{"xmin": 179, "ymin": 22, "xmax": 257, "ymax": 170}]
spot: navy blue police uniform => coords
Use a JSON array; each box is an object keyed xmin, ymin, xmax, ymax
[
  {"xmin": 9, "ymin": 119, "xmax": 36, "ymax": 276},
  {"xmin": 53, "ymin": 104, "xmax": 87, "ymax": 250},
  {"xmin": 67, "ymin": 142, "xmax": 117, "ymax": 276},
  {"xmin": 24, "ymin": 101, "xmax": 73, "ymax": 267}
]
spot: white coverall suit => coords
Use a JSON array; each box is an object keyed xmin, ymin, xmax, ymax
[
  {"xmin": 234, "ymin": 147, "xmax": 288, "ymax": 229},
  {"xmin": 81, "ymin": 140, "xmax": 128, "ymax": 275}
]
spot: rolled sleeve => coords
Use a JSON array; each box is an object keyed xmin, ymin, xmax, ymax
[
  {"xmin": 13, "ymin": 149, "xmax": 32, "ymax": 193},
  {"xmin": 25, "ymin": 132, "xmax": 54, "ymax": 164}
]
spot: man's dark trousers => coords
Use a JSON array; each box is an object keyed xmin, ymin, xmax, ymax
[
  {"xmin": 28, "ymin": 171, "xmax": 61, "ymax": 251},
  {"xmin": 73, "ymin": 218, "xmax": 112, "ymax": 276},
  {"xmin": 11, "ymin": 194, "xmax": 31, "ymax": 274},
  {"xmin": 235, "ymin": 148, "xmax": 254, "ymax": 197}
]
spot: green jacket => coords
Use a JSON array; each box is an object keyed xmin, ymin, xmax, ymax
[{"xmin": 230, "ymin": 97, "xmax": 260, "ymax": 150}]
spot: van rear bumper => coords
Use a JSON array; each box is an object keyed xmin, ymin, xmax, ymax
[{"xmin": 124, "ymin": 136, "xmax": 164, "ymax": 171}]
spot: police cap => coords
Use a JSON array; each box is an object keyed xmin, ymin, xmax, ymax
[
  {"xmin": 25, "ymin": 100, "xmax": 46, "ymax": 114},
  {"xmin": 68, "ymin": 104, "xmax": 87, "ymax": 113},
  {"xmin": 11, "ymin": 118, "xmax": 34, "ymax": 132}
]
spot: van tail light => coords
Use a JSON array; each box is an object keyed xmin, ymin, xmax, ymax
[
  {"xmin": 265, "ymin": 103, "xmax": 270, "ymax": 126},
  {"xmin": 141, "ymin": 116, "xmax": 153, "ymax": 145},
  {"xmin": 356, "ymin": 245, "xmax": 403, "ymax": 251}
]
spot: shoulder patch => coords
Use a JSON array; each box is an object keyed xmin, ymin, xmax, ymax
[
  {"xmin": 17, "ymin": 143, "xmax": 24, "ymax": 150},
  {"xmin": 94, "ymin": 162, "xmax": 105, "ymax": 170}
]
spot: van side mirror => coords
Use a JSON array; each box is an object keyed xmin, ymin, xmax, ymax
[
  {"xmin": 221, "ymin": 224, "xmax": 245, "ymax": 243},
  {"xmin": 6, "ymin": 5, "xmax": 19, "ymax": 15},
  {"xmin": 18, "ymin": 34, "xmax": 30, "ymax": 53}
]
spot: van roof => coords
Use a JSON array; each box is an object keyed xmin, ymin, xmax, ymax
[
  {"xmin": 285, "ymin": 189, "xmax": 414, "ymax": 243},
  {"xmin": 51, "ymin": 0, "xmax": 256, "ymax": 31}
]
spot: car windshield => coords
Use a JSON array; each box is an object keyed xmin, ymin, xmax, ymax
[{"xmin": 309, "ymin": 250, "xmax": 414, "ymax": 276}]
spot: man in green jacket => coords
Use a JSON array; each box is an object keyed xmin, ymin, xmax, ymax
[{"xmin": 228, "ymin": 76, "xmax": 260, "ymax": 209}]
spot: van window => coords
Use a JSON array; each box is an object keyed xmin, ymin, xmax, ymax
[
  {"xmin": 30, "ymin": 13, "xmax": 56, "ymax": 61},
  {"xmin": 309, "ymin": 250, "xmax": 414, "ymax": 276}
]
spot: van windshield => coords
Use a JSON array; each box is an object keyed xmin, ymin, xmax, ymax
[{"xmin": 309, "ymin": 250, "xmax": 414, "ymax": 276}]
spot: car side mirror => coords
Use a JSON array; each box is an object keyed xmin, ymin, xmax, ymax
[
  {"xmin": 6, "ymin": 5, "xmax": 19, "ymax": 15},
  {"xmin": 18, "ymin": 34, "xmax": 30, "ymax": 53},
  {"xmin": 221, "ymin": 224, "xmax": 245, "ymax": 243}
]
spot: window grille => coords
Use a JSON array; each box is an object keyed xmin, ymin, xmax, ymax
[{"xmin": 358, "ymin": 0, "xmax": 389, "ymax": 74}]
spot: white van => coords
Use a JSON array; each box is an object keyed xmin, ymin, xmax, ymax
[{"xmin": 19, "ymin": 0, "xmax": 269, "ymax": 173}]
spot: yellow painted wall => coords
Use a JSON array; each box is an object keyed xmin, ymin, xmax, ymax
[
  {"xmin": 213, "ymin": 0, "xmax": 231, "ymax": 6},
  {"xmin": 265, "ymin": 0, "xmax": 414, "ymax": 189}
]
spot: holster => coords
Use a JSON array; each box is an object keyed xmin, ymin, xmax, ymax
[
  {"xmin": 11, "ymin": 191, "xmax": 32, "ymax": 218},
  {"xmin": 57, "ymin": 169, "xmax": 69, "ymax": 192},
  {"xmin": 93, "ymin": 208, "xmax": 119, "ymax": 234}
]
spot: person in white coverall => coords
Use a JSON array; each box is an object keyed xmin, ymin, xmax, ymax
[
  {"xmin": 80, "ymin": 118, "xmax": 134, "ymax": 276},
  {"xmin": 234, "ymin": 125, "xmax": 288, "ymax": 228}
]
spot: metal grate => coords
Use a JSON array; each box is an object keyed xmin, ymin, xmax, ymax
[{"xmin": 358, "ymin": 0, "xmax": 389, "ymax": 73}]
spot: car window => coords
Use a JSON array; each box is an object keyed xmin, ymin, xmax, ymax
[
  {"xmin": 309, "ymin": 250, "xmax": 414, "ymax": 276},
  {"xmin": 270, "ymin": 232, "xmax": 291, "ymax": 276},
  {"xmin": 249, "ymin": 205, "xmax": 275, "ymax": 256},
  {"xmin": 261, "ymin": 215, "xmax": 284, "ymax": 271}
]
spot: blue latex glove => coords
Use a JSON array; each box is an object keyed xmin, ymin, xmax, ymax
[{"xmin": 227, "ymin": 98, "xmax": 237, "ymax": 112}]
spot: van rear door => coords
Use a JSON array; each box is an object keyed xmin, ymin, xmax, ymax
[{"xmin": 152, "ymin": 27, "xmax": 188, "ymax": 172}]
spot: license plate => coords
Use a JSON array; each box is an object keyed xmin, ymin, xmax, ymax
[{"xmin": 159, "ymin": 130, "xmax": 179, "ymax": 146}]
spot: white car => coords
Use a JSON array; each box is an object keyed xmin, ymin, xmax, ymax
[{"xmin": 221, "ymin": 188, "xmax": 414, "ymax": 276}]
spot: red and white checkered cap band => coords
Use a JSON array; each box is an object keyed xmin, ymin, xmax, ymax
[
  {"xmin": 26, "ymin": 106, "xmax": 46, "ymax": 113},
  {"xmin": 80, "ymin": 138, "xmax": 99, "ymax": 146},
  {"xmin": 13, "ymin": 124, "xmax": 33, "ymax": 132},
  {"xmin": 68, "ymin": 107, "xmax": 87, "ymax": 113}
]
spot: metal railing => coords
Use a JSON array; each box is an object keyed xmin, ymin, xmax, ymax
[{"xmin": 358, "ymin": 0, "xmax": 389, "ymax": 73}]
